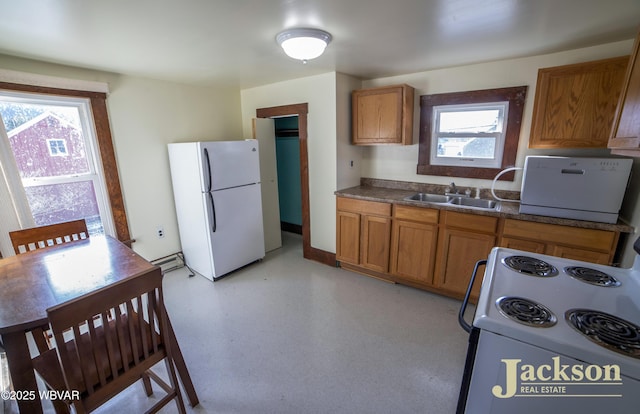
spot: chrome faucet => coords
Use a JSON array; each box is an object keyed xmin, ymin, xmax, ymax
[{"xmin": 446, "ymin": 182, "xmax": 472, "ymax": 197}]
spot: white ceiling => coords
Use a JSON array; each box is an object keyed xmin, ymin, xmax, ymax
[{"xmin": 1, "ymin": 0, "xmax": 639, "ymax": 89}]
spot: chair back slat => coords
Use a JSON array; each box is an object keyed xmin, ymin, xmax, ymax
[
  {"xmin": 87, "ymin": 320, "xmax": 108, "ymax": 387},
  {"xmin": 136, "ymin": 298, "xmax": 151, "ymax": 360},
  {"xmin": 102, "ymin": 310, "xmax": 120, "ymax": 380},
  {"xmin": 126, "ymin": 300, "xmax": 141, "ymax": 365},
  {"xmin": 9, "ymin": 219, "xmax": 89, "ymax": 254},
  {"xmin": 149, "ymin": 293, "xmax": 161, "ymax": 353}
]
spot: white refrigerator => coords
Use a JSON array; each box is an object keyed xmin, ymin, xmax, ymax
[{"xmin": 168, "ymin": 140, "xmax": 265, "ymax": 281}]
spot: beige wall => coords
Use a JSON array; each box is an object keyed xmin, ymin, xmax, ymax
[
  {"xmin": 240, "ymin": 73, "xmax": 338, "ymax": 253},
  {"xmin": 359, "ymin": 39, "xmax": 639, "ymax": 265},
  {"xmin": 106, "ymin": 77, "xmax": 241, "ymax": 260},
  {"xmin": 0, "ymin": 54, "xmax": 242, "ymax": 261}
]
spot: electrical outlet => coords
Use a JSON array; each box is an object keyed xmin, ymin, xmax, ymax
[{"xmin": 156, "ymin": 226, "xmax": 165, "ymax": 239}]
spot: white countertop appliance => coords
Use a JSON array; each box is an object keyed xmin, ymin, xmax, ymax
[
  {"xmin": 168, "ymin": 140, "xmax": 265, "ymax": 281},
  {"xmin": 456, "ymin": 242, "xmax": 640, "ymax": 413},
  {"xmin": 519, "ymin": 156, "xmax": 632, "ymax": 223}
]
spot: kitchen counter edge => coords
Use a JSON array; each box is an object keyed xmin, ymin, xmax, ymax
[{"xmin": 335, "ymin": 185, "xmax": 634, "ymax": 234}]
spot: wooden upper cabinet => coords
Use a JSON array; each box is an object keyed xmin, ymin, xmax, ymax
[
  {"xmin": 352, "ymin": 84, "xmax": 414, "ymax": 145},
  {"xmin": 609, "ymin": 29, "xmax": 640, "ymax": 154},
  {"xmin": 529, "ymin": 56, "xmax": 629, "ymax": 148}
]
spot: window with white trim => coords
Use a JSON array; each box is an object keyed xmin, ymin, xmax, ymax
[
  {"xmin": 0, "ymin": 92, "xmax": 114, "ymax": 236},
  {"xmin": 0, "ymin": 80, "xmax": 131, "ymax": 257},
  {"xmin": 430, "ymin": 102, "xmax": 508, "ymax": 169}
]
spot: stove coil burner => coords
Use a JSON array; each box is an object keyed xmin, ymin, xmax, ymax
[
  {"xmin": 564, "ymin": 266, "xmax": 621, "ymax": 287},
  {"xmin": 496, "ymin": 296, "xmax": 557, "ymax": 328},
  {"xmin": 566, "ymin": 309, "xmax": 640, "ymax": 359},
  {"xmin": 502, "ymin": 255, "xmax": 559, "ymax": 277}
]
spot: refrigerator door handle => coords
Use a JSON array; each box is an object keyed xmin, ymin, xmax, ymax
[
  {"xmin": 209, "ymin": 191, "xmax": 217, "ymax": 232},
  {"xmin": 203, "ymin": 147, "xmax": 213, "ymax": 192}
]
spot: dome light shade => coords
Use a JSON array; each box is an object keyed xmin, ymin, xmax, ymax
[{"xmin": 276, "ymin": 28, "xmax": 332, "ymax": 62}]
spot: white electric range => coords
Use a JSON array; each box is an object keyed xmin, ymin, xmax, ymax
[{"xmin": 456, "ymin": 243, "xmax": 640, "ymax": 413}]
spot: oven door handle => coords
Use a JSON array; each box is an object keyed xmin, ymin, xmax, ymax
[{"xmin": 458, "ymin": 259, "xmax": 487, "ymax": 333}]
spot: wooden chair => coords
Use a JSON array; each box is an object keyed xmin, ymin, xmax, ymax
[
  {"xmin": 8, "ymin": 219, "xmax": 90, "ymax": 353},
  {"xmin": 31, "ymin": 269, "xmax": 186, "ymax": 414},
  {"xmin": 9, "ymin": 219, "xmax": 89, "ymax": 255}
]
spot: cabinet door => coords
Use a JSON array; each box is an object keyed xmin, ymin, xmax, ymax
[
  {"xmin": 336, "ymin": 210, "xmax": 360, "ymax": 265},
  {"xmin": 435, "ymin": 228, "xmax": 496, "ymax": 300},
  {"xmin": 530, "ymin": 56, "xmax": 628, "ymax": 148},
  {"xmin": 390, "ymin": 220, "xmax": 438, "ymax": 285},
  {"xmin": 610, "ymin": 30, "xmax": 640, "ymax": 154},
  {"xmin": 361, "ymin": 215, "xmax": 391, "ymax": 273},
  {"xmin": 352, "ymin": 84, "xmax": 414, "ymax": 145},
  {"xmin": 547, "ymin": 245, "xmax": 610, "ymax": 265}
]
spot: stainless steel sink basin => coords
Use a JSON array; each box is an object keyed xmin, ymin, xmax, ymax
[
  {"xmin": 404, "ymin": 192, "xmax": 498, "ymax": 210},
  {"xmin": 448, "ymin": 197, "xmax": 497, "ymax": 209},
  {"xmin": 404, "ymin": 193, "xmax": 451, "ymax": 203}
]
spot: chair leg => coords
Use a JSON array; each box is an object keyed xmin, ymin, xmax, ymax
[
  {"xmin": 142, "ymin": 373, "xmax": 153, "ymax": 396},
  {"xmin": 164, "ymin": 358, "xmax": 186, "ymax": 414}
]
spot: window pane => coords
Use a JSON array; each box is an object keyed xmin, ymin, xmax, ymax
[
  {"xmin": 0, "ymin": 95, "xmax": 113, "ymax": 237},
  {"xmin": 439, "ymin": 109, "xmax": 502, "ymax": 133},
  {"xmin": 2, "ymin": 102, "xmax": 90, "ymax": 178},
  {"xmin": 24, "ymin": 180, "xmax": 104, "ymax": 234},
  {"xmin": 436, "ymin": 137, "xmax": 496, "ymax": 158}
]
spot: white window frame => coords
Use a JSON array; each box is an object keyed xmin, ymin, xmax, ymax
[{"xmin": 429, "ymin": 101, "xmax": 509, "ymax": 169}]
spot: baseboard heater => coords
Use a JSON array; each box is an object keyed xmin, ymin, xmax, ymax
[{"xmin": 151, "ymin": 253, "xmax": 185, "ymax": 274}]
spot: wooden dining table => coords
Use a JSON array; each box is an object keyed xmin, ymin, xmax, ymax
[{"xmin": 0, "ymin": 235, "xmax": 199, "ymax": 413}]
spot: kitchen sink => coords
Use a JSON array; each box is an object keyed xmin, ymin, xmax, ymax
[
  {"xmin": 404, "ymin": 192, "xmax": 498, "ymax": 211},
  {"xmin": 448, "ymin": 197, "xmax": 497, "ymax": 209},
  {"xmin": 404, "ymin": 193, "xmax": 451, "ymax": 203}
]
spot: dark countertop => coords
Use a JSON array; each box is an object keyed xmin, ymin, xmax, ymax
[{"xmin": 335, "ymin": 180, "xmax": 634, "ymax": 234}]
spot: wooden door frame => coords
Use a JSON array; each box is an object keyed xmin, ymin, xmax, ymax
[{"xmin": 256, "ymin": 103, "xmax": 335, "ymax": 266}]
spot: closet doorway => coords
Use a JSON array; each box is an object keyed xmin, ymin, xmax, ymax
[
  {"xmin": 256, "ymin": 103, "xmax": 333, "ymax": 265},
  {"xmin": 274, "ymin": 116, "xmax": 302, "ymax": 235}
]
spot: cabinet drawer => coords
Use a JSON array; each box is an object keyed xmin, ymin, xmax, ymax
[
  {"xmin": 502, "ymin": 219, "xmax": 616, "ymax": 252},
  {"xmin": 443, "ymin": 211, "xmax": 498, "ymax": 233},
  {"xmin": 337, "ymin": 197, "xmax": 391, "ymax": 216},
  {"xmin": 393, "ymin": 205, "xmax": 439, "ymax": 223}
]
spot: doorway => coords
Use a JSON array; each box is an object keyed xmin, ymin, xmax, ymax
[
  {"xmin": 274, "ymin": 116, "xmax": 302, "ymax": 235},
  {"xmin": 256, "ymin": 103, "xmax": 333, "ymax": 266}
]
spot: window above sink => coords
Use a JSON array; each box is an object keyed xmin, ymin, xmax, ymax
[
  {"xmin": 430, "ymin": 102, "xmax": 508, "ymax": 169},
  {"xmin": 417, "ymin": 86, "xmax": 527, "ymax": 181}
]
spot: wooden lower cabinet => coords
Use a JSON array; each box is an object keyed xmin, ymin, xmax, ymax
[
  {"xmin": 336, "ymin": 197, "xmax": 392, "ymax": 273},
  {"xmin": 434, "ymin": 211, "xmax": 498, "ymax": 301},
  {"xmin": 336, "ymin": 197, "xmax": 622, "ymax": 301},
  {"xmin": 390, "ymin": 205, "xmax": 439, "ymax": 286},
  {"xmin": 500, "ymin": 219, "xmax": 618, "ymax": 265}
]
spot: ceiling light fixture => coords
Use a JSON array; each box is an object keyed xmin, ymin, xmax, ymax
[{"xmin": 276, "ymin": 28, "xmax": 332, "ymax": 63}]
